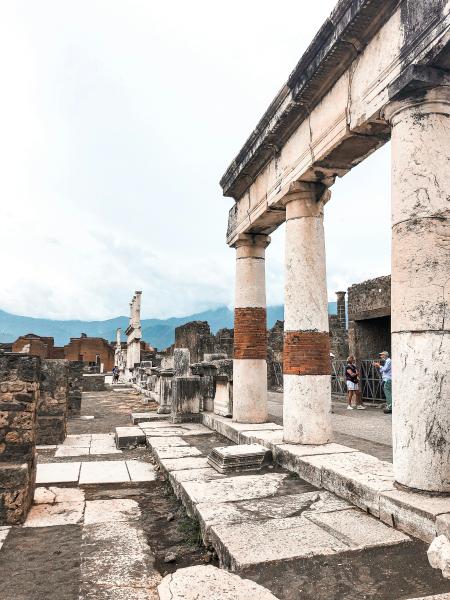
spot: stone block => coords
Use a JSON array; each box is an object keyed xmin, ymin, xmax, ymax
[
  {"xmin": 157, "ymin": 565, "xmax": 279, "ymax": 600},
  {"xmin": 274, "ymin": 443, "xmax": 358, "ymax": 477},
  {"xmin": 207, "ymin": 444, "xmax": 272, "ymax": 474},
  {"xmin": 213, "ymin": 375, "xmax": 232, "ymax": 417},
  {"xmin": 171, "ymin": 376, "xmax": 202, "ymax": 423},
  {"xmin": 84, "ymin": 499, "xmax": 140, "ymax": 524},
  {"xmin": 68, "ymin": 361, "xmax": 83, "ymax": 417},
  {"xmin": 37, "ymin": 359, "xmax": 69, "ymax": 445},
  {"xmin": 173, "ymin": 348, "xmax": 190, "ymax": 376},
  {"xmin": 0, "ymin": 461, "xmax": 36, "ymax": 524},
  {"xmin": 154, "ymin": 446, "xmax": 202, "ymax": 461},
  {"xmin": 131, "ymin": 412, "xmax": 169, "ymax": 424},
  {"xmin": 36, "ymin": 461, "xmax": 81, "ymax": 485},
  {"xmin": 239, "ymin": 429, "xmax": 285, "ymax": 450},
  {"xmin": 115, "ymin": 426, "xmax": 146, "ymax": 449},
  {"xmin": 380, "ymin": 489, "xmax": 450, "ymax": 543},
  {"xmin": 161, "ymin": 456, "xmax": 210, "ymax": 472},
  {"xmin": 82, "ymin": 374, "xmax": 106, "ymax": 392},
  {"xmin": 205, "ymin": 415, "xmax": 282, "ymax": 444},
  {"xmin": 168, "ymin": 467, "xmax": 224, "ymax": 498},
  {"xmin": 437, "ymin": 514, "xmax": 450, "ymax": 538},
  {"xmin": 79, "ymin": 460, "xmax": 130, "ymax": 485}
]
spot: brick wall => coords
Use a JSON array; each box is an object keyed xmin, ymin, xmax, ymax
[
  {"xmin": 283, "ymin": 331, "xmax": 331, "ymax": 375},
  {"xmin": 234, "ymin": 308, "xmax": 267, "ymax": 360},
  {"xmin": 36, "ymin": 359, "xmax": 69, "ymax": 445},
  {"xmin": 0, "ymin": 353, "xmax": 40, "ymax": 524},
  {"xmin": 64, "ymin": 337, "xmax": 114, "ymax": 371}
]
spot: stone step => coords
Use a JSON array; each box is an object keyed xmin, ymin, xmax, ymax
[
  {"xmin": 131, "ymin": 412, "xmax": 169, "ymax": 424},
  {"xmin": 115, "ymin": 426, "xmax": 147, "ymax": 449},
  {"xmin": 157, "ymin": 565, "xmax": 279, "ymax": 600}
]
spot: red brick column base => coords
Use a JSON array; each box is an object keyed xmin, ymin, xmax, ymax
[
  {"xmin": 284, "ymin": 331, "xmax": 331, "ymax": 375},
  {"xmin": 234, "ymin": 307, "xmax": 267, "ymax": 360}
]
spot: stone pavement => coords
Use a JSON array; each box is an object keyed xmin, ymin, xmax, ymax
[{"xmin": 268, "ymin": 391, "xmax": 393, "ymax": 462}]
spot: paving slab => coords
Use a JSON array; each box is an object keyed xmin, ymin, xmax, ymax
[
  {"xmin": 239, "ymin": 429, "xmax": 285, "ymax": 450},
  {"xmin": 34, "ymin": 487, "xmax": 57, "ymax": 504},
  {"xmin": 36, "ymin": 461, "xmax": 81, "ymax": 484},
  {"xmin": 139, "ymin": 420, "xmax": 181, "ymax": 430},
  {"xmin": 55, "ymin": 446, "xmax": 90, "ymax": 457},
  {"xmin": 126, "ymin": 460, "xmax": 157, "ymax": 482},
  {"xmin": 115, "ymin": 426, "xmax": 146, "ymax": 449},
  {"xmin": 380, "ymin": 489, "xmax": 450, "ymax": 543},
  {"xmin": 131, "ymin": 411, "xmax": 169, "ymax": 424},
  {"xmin": 0, "ymin": 527, "xmax": 10, "ymax": 550},
  {"xmin": 169, "ymin": 467, "xmax": 225, "ymax": 498},
  {"xmin": 196, "ymin": 490, "xmax": 352, "ymax": 542},
  {"xmin": 63, "ymin": 434, "xmax": 92, "ymax": 447},
  {"xmin": 146, "ymin": 435, "xmax": 188, "ymax": 449},
  {"xmin": 159, "ymin": 456, "xmax": 210, "ymax": 472},
  {"xmin": 210, "ymin": 515, "xmax": 349, "ymax": 570},
  {"xmin": 158, "ymin": 565, "xmax": 279, "ymax": 600},
  {"xmin": 79, "ymin": 460, "xmax": 130, "ymax": 485},
  {"xmin": 154, "ymin": 446, "xmax": 203, "ymax": 461},
  {"xmin": 145, "ymin": 427, "xmax": 192, "ymax": 437},
  {"xmin": 295, "ymin": 451, "xmax": 396, "ymax": 516},
  {"xmin": 24, "ymin": 502, "xmax": 84, "ymax": 527},
  {"xmin": 306, "ymin": 507, "xmax": 410, "ymax": 549},
  {"xmin": 209, "ymin": 418, "xmax": 283, "ymax": 444},
  {"xmin": 34, "ymin": 486, "xmax": 85, "ymax": 504},
  {"xmin": 84, "ymin": 499, "xmax": 140, "ymax": 524},
  {"xmin": 177, "ymin": 423, "xmax": 213, "ymax": 436}
]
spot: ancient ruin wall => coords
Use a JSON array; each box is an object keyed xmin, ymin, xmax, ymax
[
  {"xmin": 0, "ymin": 353, "xmax": 40, "ymax": 524},
  {"xmin": 36, "ymin": 359, "xmax": 69, "ymax": 445},
  {"xmin": 68, "ymin": 361, "xmax": 83, "ymax": 416}
]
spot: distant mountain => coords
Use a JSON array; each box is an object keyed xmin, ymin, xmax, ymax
[{"xmin": 0, "ymin": 302, "xmax": 337, "ymax": 350}]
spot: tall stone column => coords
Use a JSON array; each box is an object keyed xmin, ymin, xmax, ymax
[
  {"xmin": 232, "ymin": 233, "xmax": 270, "ymax": 423},
  {"xmin": 283, "ymin": 182, "xmax": 332, "ymax": 444},
  {"xmin": 384, "ymin": 84, "xmax": 450, "ymax": 492}
]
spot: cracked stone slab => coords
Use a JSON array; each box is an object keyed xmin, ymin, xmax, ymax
[
  {"xmin": 36, "ymin": 462, "xmax": 81, "ymax": 484},
  {"xmin": 196, "ymin": 490, "xmax": 351, "ymax": 543},
  {"xmin": 154, "ymin": 446, "xmax": 203, "ymax": 461},
  {"xmin": 146, "ymin": 436, "xmax": 188, "ymax": 449},
  {"xmin": 169, "ymin": 467, "xmax": 225, "ymax": 498},
  {"xmin": 145, "ymin": 427, "xmax": 192, "ymax": 437},
  {"xmin": 79, "ymin": 460, "xmax": 130, "ymax": 485},
  {"xmin": 160, "ymin": 456, "xmax": 210, "ymax": 472},
  {"xmin": 210, "ymin": 515, "xmax": 349, "ymax": 570},
  {"xmin": 84, "ymin": 499, "xmax": 140, "ymax": 524},
  {"xmin": 63, "ymin": 434, "xmax": 92, "ymax": 447},
  {"xmin": 34, "ymin": 486, "xmax": 84, "ymax": 504},
  {"xmin": 24, "ymin": 501, "xmax": 84, "ymax": 527},
  {"xmin": 380, "ymin": 489, "xmax": 450, "ymax": 543},
  {"xmin": 294, "ymin": 451, "xmax": 395, "ymax": 516},
  {"xmin": 0, "ymin": 527, "xmax": 10, "ymax": 550},
  {"xmin": 158, "ymin": 565, "xmax": 280, "ymax": 600},
  {"xmin": 306, "ymin": 507, "xmax": 410, "ymax": 549},
  {"xmin": 126, "ymin": 460, "xmax": 157, "ymax": 482}
]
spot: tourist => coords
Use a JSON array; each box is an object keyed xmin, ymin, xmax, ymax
[
  {"xmin": 112, "ymin": 366, "xmax": 119, "ymax": 383},
  {"xmin": 374, "ymin": 351, "xmax": 392, "ymax": 414},
  {"xmin": 345, "ymin": 355, "xmax": 360, "ymax": 410}
]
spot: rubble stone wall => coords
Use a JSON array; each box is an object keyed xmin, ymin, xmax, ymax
[
  {"xmin": 68, "ymin": 361, "xmax": 83, "ymax": 416},
  {"xmin": 36, "ymin": 359, "xmax": 69, "ymax": 445},
  {"xmin": 82, "ymin": 374, "xmax": 106, "ymax": 392},
  {"xmin": 0, "ymin": 353, "xmax": 40, "ymax": 524}
]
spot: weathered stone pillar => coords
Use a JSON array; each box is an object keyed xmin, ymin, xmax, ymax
[
  {"xmin": 384, "ymin": 84, "xmax": 450, "ymax": 492},
  {"xmin": 0, "ymin": 353, "xmax": 40, "ymax": 524},
  {"xmin": 232, "ymin": 233, "xmax": 270, "ymax": 423},
  {"xmin": 282, "ymin": 182, "xmax": 332, "ymax": 444}
]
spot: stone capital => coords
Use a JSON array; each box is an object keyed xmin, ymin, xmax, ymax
[
  {"xmin": 232, "ymin": 233, "xmax": 271, "ymax": 250},
  {"xmin": 282, "ymin": 181, "xmax": 331, "ymax": 219}
]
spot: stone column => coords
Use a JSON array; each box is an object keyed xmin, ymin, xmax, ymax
[
  {"xmin": 283, "ymin": 182, "xmax": 332, "ymax": 444},
  {"xmin": 383, "ymin": 85, "xmax": 450, "ymax": 492},
  {"xmin": 232, "ymin": 233, "xmax": 270, "ymax": 423}
]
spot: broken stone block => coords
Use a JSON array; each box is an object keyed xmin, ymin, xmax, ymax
[
  {"xmin": 173, "ymin": 348, "xmax": 190, "ymax": 376},
  {"xmin": 157, "ymin": 369, "xmax": 174, "ymax": 414},
  {"xmin": 207, "ymin": 444, "xmax": 272, "ymax": 474},
  {"xmin": 428, "ymin": 535, "xmax": 450, "ymax": 579},
  {"xmin": 171, "ymin": 376, "xmax": 202, "ymax": 423},
  {"xmin": 157, "ymin": 565, "xmax": 279, "ymax": 600},
  {"xmin": 131, "ymin": 412, "xmax": 169, "ymax": 424},
  {"xmin": 115, "ymin": 426, "xmax": 146, "ymax": 449}
]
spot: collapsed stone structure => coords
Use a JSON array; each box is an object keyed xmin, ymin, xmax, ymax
[
  {"xmin": 219, "ymin": 0, "xmax": 449, "ymax": 493},
  {"xmin": 0, "ymin": 353, "xmax": 40, "ymax": 524}
]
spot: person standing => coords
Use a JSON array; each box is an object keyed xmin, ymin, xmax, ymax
[
  {"xmin": 374, "ymin": 351, "xmax": 392, "ymax": 414},
  {"xmin": 345, "ymin": 355, "xmax": 365, "ymax": 410}
]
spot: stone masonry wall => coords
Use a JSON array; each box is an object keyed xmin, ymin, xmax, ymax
[
  {"xmin": 36, "ymin": 359, "xmax": 69, "ymax": 445},
  {"xmin": 82, "ymin": 374, "xmax": 106, "ymax": 392},
  {"xmin": 68, "ymin": 361, "xmax": 83, "ymax": 416},
  {"xmin": 0, "ymin": 353, "xmax": 40, "ymax": 524}
]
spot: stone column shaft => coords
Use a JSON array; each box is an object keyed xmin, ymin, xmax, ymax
[
  {"xmin": 384, "ymin": 86, "xmax": 450, "ymax": 492},
  {"xmin": 232, "ymin": 233, "xmax": 270, "ymax": 423},
  {"xmin": 283, "ymin": 182, "xmax": 332, "ymax": 444}
]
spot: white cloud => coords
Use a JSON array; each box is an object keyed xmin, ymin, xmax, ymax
[{"xmin": 0, "ymin": 0, "xmax": 391, "ymax": 320}]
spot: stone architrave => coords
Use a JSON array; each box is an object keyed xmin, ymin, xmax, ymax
[
  {"xmin": 232, "ymin": 234, "xmax": 270, "ymax": 424},
  {"xmin": 36, "ymin": 359, "xmax": 69, "ymax": 445},
  {"xmin": 383, "ymin": 82, "xmax": 450, "ymax": 492},
  {"xmin": 282, "ymin": 182, "xmax": 332, "ymax": 445},
  {"xmin": 0, "ymin": 353, "xmax": 40, "ymax": 525}
]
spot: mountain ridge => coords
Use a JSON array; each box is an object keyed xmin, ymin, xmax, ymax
[{"xmin": 0, "ymin": 303, "xmax": 337, "ymax": 350}]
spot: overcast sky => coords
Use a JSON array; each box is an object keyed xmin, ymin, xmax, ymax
[{"xmin": 0, "ymin": 1, "xmax": 391, "ymax": 321}]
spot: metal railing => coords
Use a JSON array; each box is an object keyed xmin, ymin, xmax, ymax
[{"xmin": 331, "ymin": 359, "xmax": 385, "ymax": 403}]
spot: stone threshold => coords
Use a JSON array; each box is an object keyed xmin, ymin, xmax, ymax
[{"xmin": 200, "ymin": 412, "xmax": 450, "ymax": 545}]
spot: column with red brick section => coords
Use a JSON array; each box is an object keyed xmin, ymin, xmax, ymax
[
  {"xmin": 232, "ymin": 233, "xmax": 270, "ymax": 423},
  {"xmin": 283, "ymin": 182, "xmax": 332, "ymax": 444}
]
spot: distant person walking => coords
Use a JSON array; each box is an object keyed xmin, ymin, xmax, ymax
[
  {"xmin": 345, "ymin": 356, "xmax": 365, "ymax": 410},
  {"xmin": 112, "ymin": 366, "xmax": 119, "ymax": 383},
  {"xmin": 374, "ymin": 351, "xmax": 392, "ymax": 414}
]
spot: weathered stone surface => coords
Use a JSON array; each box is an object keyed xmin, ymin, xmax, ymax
[
  {"xmin": 154, "ymin": 446, "xmax": 202, "ymax": 461},
  {"xmin": 36, "ymin": 461, "xmax": 81, "ymax": 485},
  {"xmin": 84, "ymin": 499, "xmax": 140, "ymax": 524},
  {"xmin": 55, "ymin": 446, "xmax": 90, "ymax": 457},
  {"xmin": 125, "ymin": 460, "xmax": 157, "ymax": 482},
  {"xmin": 68, "ymin": 361, "xmax": 83, "ymax": 416},
  {"xmin": 168, "ymin": 467, "xmax": 224, "ymax": 498},
  {"xmin": 171, "ymin": 376, "xmax": 202, "ymax": 423},
  {"xmin": 79, "ymin": 460, "xmax": 129, "ymax": 485},
  {"xmin": 380, "ymin": 489, "xmax": 450, "ymax": 543},
  {"xmin": 157, "ymin": 565, "xmax": 279, "ymax": 600},
  {"xmin": 173, "ymin": 348, "xmax": 190, "ymax": 376},
  {"xmin": 146, "ymin": 436, "xmax": 188, "ymax": 449},
  {"xmin": 204, "ymin": 414, "xmax": 282, "ymax": 444},
  {"xmin": 437, "ymin": 514, "xmax": 450, "ymax": 539},
  {"xmin": 239, "ymin": 429, "xmax": 284, "ymax": 449},
  {"xmin": 115, "ymin": 426, "xmax": 146, "ymax": 449},
  {"xmin": 161, "ymin": 457, "xmax": 210, "ymax": 472},
  {"xmin": 428, "ymin": 535, "xmax": 450, "ymax": 579},
  {"xmin": 37, "ymin": 359, "xmax": 69, "ymax": 445},
  {"xmin": 24, "ymin": 501, "xmax": 84, "ymax": 527},
  {"xmin": 274, "ymin": 443, "xmax": 357, "ymax": 476},
  {"xmin": 207, "ymin": 444, "xmax": 272, "ymax": 474}
]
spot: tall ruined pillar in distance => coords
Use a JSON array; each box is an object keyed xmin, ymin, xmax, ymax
[
  {"xmin": 336, "ymin": 291, "xmax": 346, "ymax": 330},
  {"xmin": 133, "ymin": 291, "xmax": 142, "ymax": 367},
  {"xmin": 232, "ymin": 233, "xmax": 270, "ymax": 423},
  {"xmin": 283, "ymin": 182, "xmax": 332, "ymax": 444},
  {"xmin": 384, "ymin": 82, "xmax": 450, "ymax": 492}
]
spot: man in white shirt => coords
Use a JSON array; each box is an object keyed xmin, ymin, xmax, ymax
[{"xmin": 374, "ymin": 351, "xmax": 392, "ymax": 414}]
